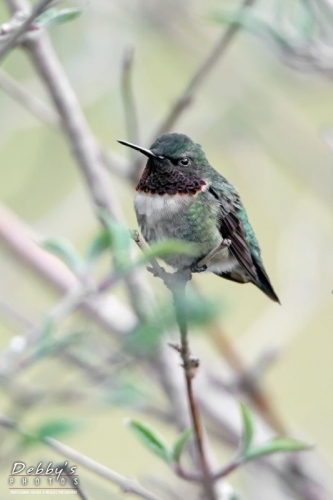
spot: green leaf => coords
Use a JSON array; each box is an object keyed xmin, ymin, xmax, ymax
[
  {"xmin": 42, "ymin": 238, "xmax": 83, "ymax": 274},
  {"xmin": 240, "ymin": 403, "xmax": 254, "ymax": 454},
  {"xmin": 213, "ymin": 9, "xmax": 291, "ymax": 49},
  {"xmin": 35, "ymin": 418, "xmax": 80, "ymax": 441},
  {"xmin": 86, "ymin": 230, "xmax": 112, "ymax": 263},
  {"xmin": 171, "ymin": 429, "xmax": 193, "ymax": 462},
  {"xmin": 127, "ymin": 420, "xmax": 172, "ymax": 463},
  {"xmin": 36, "ymin": 8, "xmax": 82, "ymax": 29},
  {"xmin": 106, "ymin": 382, "xmax": 147, "ymax": 408},
  {"xmin": 21, "ymin": 418, "xmax": 80, "ymax": 449},
  {"xmin": 100, "ymin": 213, "xmax": 131, "ymax": 271},
  {"xmin": 245, "ymin": 437, "xmax": 312, "ymax": 461},
  {"xmin": 32, "ymin": 316, "xmax": 56, "ymax": 360},
  {"xmin": 184, "ymin": 291, "xmax": 220, "ymax": 326},
  {"xmin": 137, "ymin": 239, "xmax": 197, "ymax": 263}
]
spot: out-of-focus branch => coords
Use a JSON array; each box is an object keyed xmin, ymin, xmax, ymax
[
  {"xmin": 0, "ymin": 68, "xmax": 132, "ymax": 179},
  {"xmin": 153, "ymin": 0, "xmax": 257, "ymax": 138},
  {"xmin": 0, "ymin": 0, "xmax": 53, "ymax": 62},
  {"xmin": 6, "ymin": 0, "xmax": 120, "ymax": 221},
  {"xmin": 210, "ymin": 324, "xmax": 287, "ymax": 436},
  {"xmin": 0, "ymin": 202, "xmax": 136, "ymax": 335},
  {"xmin": 0, "ymin": 68, "xmax": 60, "ymax": 126},
  {"xmin": 5, "ymin": 0, "xmax": 154, "ymax": 320},
  {"xmin": 121, "ymin": 47, "xmax": 140, "ymax": 156},
  {"xmin": 0, "ymin": 415, "xmax": 164, "ymax": 500},
  {"xmin": 25, "ymin": 36, "xmax": 119, "ymax": 220}
]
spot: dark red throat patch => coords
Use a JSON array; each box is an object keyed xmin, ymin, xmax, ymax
[{"xmin": 136, "ymin": 167, "xmax": 206, "ymax": 195}]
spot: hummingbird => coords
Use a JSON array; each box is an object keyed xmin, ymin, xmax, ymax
[{"xmin": 118, "ymin": 133, "xmax": 279, "ymax": 303}]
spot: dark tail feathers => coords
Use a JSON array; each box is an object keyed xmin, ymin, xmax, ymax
[{"xmin": 253, "ymin": 261, "xmax": 280, "ymax": 304}]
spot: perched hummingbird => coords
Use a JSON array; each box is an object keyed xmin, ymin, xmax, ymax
[{"xmin": 118, "ymin": 133, "xmax": 279, "ymax": 302}]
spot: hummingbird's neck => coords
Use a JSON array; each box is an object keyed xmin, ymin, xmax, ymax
[{"xmin": 136, "ymin": 164, "xmax": 206, "ymax": 196}]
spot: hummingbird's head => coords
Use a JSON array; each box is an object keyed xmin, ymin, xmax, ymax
[{"xmin": 118, "ymin": 133, "xmax": 207, "ymax": 173}]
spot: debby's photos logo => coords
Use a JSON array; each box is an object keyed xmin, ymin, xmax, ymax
[{"xmin": 8, "ymin": 461, "xmax": 79, "ymax": 495}]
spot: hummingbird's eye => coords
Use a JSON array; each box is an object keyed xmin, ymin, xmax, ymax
[{"xmin": 179, "ymin": 157, "xmax": 189, "ymax": 166}]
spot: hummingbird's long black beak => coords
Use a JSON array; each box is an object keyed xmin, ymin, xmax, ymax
[{"xmin": 117, "ymin": 140, "xmax": 160, "ymax": 159}]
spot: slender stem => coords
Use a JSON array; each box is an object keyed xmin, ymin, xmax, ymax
[
  {"xmin": 171, "ymin": 277, "xmax": 216, "ymax": 500},
  {"xmin": 0, "ymin": 68, "xmax": 60, "ymax": 126}
]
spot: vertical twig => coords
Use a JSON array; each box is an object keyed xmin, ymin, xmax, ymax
[{"xmin": 170, "ymin": 275, "xmax": 217, "ymax": 500}]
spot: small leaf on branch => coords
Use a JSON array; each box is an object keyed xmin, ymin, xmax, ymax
[
  {"xmin": 171, "ymin": 428, "xmax": 193, "ymax": 462},
  {"xmin": 240, "ymin": 403, "xmax": 254, "ymax": 454},
  {"xmin": 21, "ymin": 418, "xmax": 80, "ymax": 449},
  {"xmin": 127, "ymin": 419, "xmax": 172, "ymax": 463},
  {"xmin": 137, "ymin": 239, "xmax": 196, "ymax": 263},
  {"xmin": 36, "ymin": 8, "xmax": 82, "ymax": 29},
  {"xmin": 245, "ymin": 437, "xmax": 312, "ymax": 461},
  {"xmin": 99, "ymin": 213, "xmax": 131, "ymax": 271},
  {"xmin": 86, "ymin": 230, "xmax": 112, "ymax": 263},
  {"xmin": 35, "ymin": 418, "xmax": 80, "ymax": 440},
  {"xmin": 42, "ymin": 238, "xmax": 84, "ymax": 274}
]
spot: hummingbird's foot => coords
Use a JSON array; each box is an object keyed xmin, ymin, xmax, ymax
[
  {"xmin": 190, "ymin": 262, "xmax": 207, "ymax": 274},
  {"xmin": 193, "ymin": 239, "xmax": 232, "ymax": 271}
]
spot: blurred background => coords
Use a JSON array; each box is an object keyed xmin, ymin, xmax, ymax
[{"xmin": 0, "ymin": 0, "xmax": 333, "ymax": 498}]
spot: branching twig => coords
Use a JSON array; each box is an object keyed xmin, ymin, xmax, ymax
[
  {"xmin": 0, "ymin": 202, "xmax": 135, "ymax": 335},
  {"xmin": 0, "ymin": 67, "xmax": 132, "ymax": 179},
  {"xmin": 0, "ymin": 0, "xmax": 53, "ymax": 62}
]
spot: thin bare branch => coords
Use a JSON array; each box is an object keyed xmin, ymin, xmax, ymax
[
  {"xmin": 0, "ymin": 202, "xmax": 136, "ymax": 335},
  {"xmin": 46, "ymin": 437, "xmax": 165, "ymax": 500},
  {"xmin": 25, "ymin": 35, "xmax": 119, "ymax": 220},
  {"xmin": 153, "ymin": 0, "xmax": 257, "ymax": 138},
  {"xmin": 0, "ymin": 68, "xmax": 60, "ymax": 126},
  {"xmin": 0, "ymin": 67, "xmax": 132, "ymax": 179}
]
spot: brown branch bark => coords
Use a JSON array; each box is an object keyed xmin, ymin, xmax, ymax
[{"xmin": 170, "ymin": 277, "xmax": 217, "ymax": 500}]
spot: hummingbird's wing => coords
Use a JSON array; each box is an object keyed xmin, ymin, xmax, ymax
[
  {"xmin": 209, "ymin": 182, "xmax": 280, "ymax": 303},
  {"xmin": 209, "ymin": 184, "xmax": 259, "ymax": 284}
]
